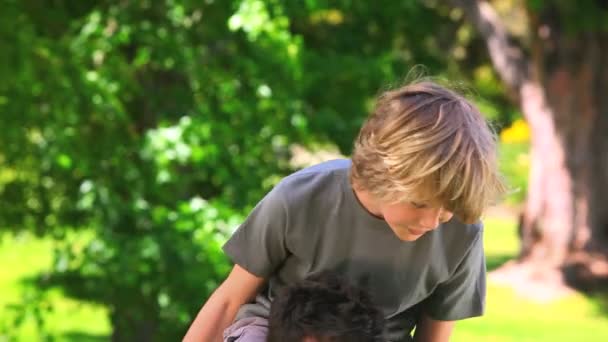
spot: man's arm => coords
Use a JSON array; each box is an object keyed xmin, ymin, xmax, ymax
[
  {"xmin": 413, "ymin": 314, "xmax": 455, "ymax": 342},
  {"xmin": 183, "ymin": 264, "xmax": 265, "ymax": 342}
]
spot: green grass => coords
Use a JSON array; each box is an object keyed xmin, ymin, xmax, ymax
[
  {"xmin": 2, "ymin": 217, "xmax": 608, "ymax": 341},
  {"xmin": 454, "ymin": 285, "xmax": 608, "ymax": 342},
  {"xmin": 452, "ymin": 218, "xmax": 608, "ymax": 342},
  {"xmin": 0, "ymin": 232, "xmax": 110, "ymax": 341},
  {"xmin": 483, "ymin": 217, "xmax": 520, "ymax": 271}
]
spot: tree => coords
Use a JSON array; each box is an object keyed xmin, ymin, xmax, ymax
[
  {"xmin": 0, "ymin": 0, "xmax": 308, "ymax": 339},
  {"xmin": 455, "ymin": 0, "xmax": 608, "ymax": 295}
]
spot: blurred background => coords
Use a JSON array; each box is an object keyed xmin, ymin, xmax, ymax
[{"xmin": 1, "ymin": 0, "xmax": 608, "ymax": 341}]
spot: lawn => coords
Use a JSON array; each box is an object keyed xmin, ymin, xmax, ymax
[
  {"xmin": 0, "ymin": 232, "xmax": 110, "ymax": 341},
  {"xmin": 452, "ymin": 218, "xmax": 608, "ymax": 342},
  {"xmin": 1, "ymin": 216, "xmax": 608, "ymax": 341}
]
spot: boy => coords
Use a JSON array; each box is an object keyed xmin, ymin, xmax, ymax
[
  {"xmin": 183, "ymin": 80, "xmax": 505, "ymax": 342},
  {"xmin": 266, "ymin": 272, "xmax": 384, "ymax": 342}
]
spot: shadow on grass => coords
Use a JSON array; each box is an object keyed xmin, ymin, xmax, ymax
[
  {"xmin": 58, "ymin": 332, "xmax": 109, "ymax": 342},
  {"xmin": 563, "ymin": 265, "xmax": 608, "ymax": 318},
  {"xmin": 594, "ymin": 292, "xmax": 608, "ymax": 318},
  {"xmin": 486, "ymin": 254, "xmax": 515, "ymax": 272}
]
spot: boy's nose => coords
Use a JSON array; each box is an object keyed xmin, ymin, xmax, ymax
[{"xmin": 419, "ymin": 208, "xmax": 447, "ymax": 230}]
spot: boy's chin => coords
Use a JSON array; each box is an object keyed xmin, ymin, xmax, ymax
[{"xmin": 394, "ymin": 232, "xmax": 425, "ymax": 241}]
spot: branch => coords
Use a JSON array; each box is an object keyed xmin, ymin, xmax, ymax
[{"xmin": 453, "ymin": 0, "xmax": 529, "ymax": 93}]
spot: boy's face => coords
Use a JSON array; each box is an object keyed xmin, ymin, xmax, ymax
[{"xmin": 378, "ymin": 201, "xmax": 454, "ymax": 241}]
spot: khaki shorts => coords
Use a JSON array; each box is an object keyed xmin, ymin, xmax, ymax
[{"xmin": 223, "ymin": 317, "xmax": 269, "ymax": 342}]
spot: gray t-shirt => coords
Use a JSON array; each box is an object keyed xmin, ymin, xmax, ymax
[{"xmin": 223, "ymin": 159, "xmax": 486, "ymax": 341}]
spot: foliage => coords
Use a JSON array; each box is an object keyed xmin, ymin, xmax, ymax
[
  {"xmin": 498, "ymin": 119, "xmax": 530, "ymax": 204},
  {"xmin": 498, "ymin": 142, "xmax": 530, "ymax": 205},
  {"xmin": 1, "ymin": 0, "xmax": 305, "ymax": 338}
]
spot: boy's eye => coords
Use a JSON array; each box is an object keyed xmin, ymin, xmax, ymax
[{"xmin": 410, "ymin": 202, "xmax": 427, "ymax": 209}]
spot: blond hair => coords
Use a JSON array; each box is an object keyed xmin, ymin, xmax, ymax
[{"xmin": 351, "ymin": 80, "xmax": 506, "ymax": 224}]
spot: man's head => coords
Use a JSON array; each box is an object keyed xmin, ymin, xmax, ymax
[
  {"xmin": 267, "ymin": 273, "xmax": 385, "ymax": 342},
  {"xmin": 351, "ymin": 80, "xmax": 506, "ymax": 233}
]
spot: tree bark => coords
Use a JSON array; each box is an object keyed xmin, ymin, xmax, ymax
[{"xmin": 455, "ymin": 0, "xmax": 608, "ymax": 296}]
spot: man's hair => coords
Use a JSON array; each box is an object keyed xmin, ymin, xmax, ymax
[
  {"xmin": 351, "ymin": 80, "xmax": 506, "ymax": 223},
  {"xmin": 267, "ymin": 273, "xmax": 385, "ymax": 342}
]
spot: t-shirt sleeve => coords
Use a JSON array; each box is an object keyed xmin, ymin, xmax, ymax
[
  {"xmin": 222, "ymin": 184, "xmax": 290, "ymax": 278},
  {"xmin": 424, "ymin": 223, "xmax": 486, "ymax": 321}
]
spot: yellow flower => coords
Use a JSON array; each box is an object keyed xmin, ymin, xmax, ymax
[{"xmin": 500, "ymin": 118, "xmax": 530, "ymax": 144}]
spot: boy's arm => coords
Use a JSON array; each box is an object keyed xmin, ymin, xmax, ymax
[
  {"xmin": 413, "ymin": 314, "xmax": 455, "ymax": 342},
  {"xmin": 183, "ymin": 264, "xmax": 265, "ymax": 342}
]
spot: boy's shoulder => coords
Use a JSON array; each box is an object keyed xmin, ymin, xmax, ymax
[
  {"xmin": 274, "ymin": 159, "xmax": 351, "ymax": 194},
  {"xmin": 285, "ymin": 159, "xmax": 351, "ymax": 178},
  {"xmin": 435, "ymin": 218, "xmax": 484, "ymax": 259},
  {"xmin": 262, "ymin": 159, "xmax": 353, "ymax": 215}
]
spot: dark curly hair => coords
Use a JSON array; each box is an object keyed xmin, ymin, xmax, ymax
[{"xmin": 267, "ymin": 273, "xmax": 385, "ymax": 342}]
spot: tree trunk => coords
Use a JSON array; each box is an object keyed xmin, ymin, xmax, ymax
[
  {"xmin": 554, "ymin": 31, "xmax": 608, "ymax": 292},
  {"xmin": 456, "ymin": 0, "xmax": 608, "ymax": 297}
]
